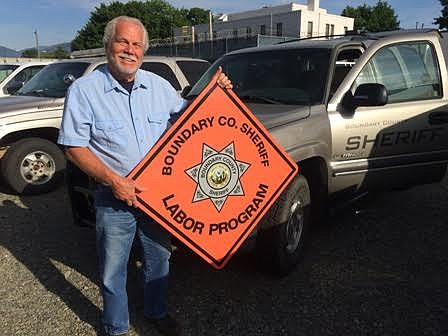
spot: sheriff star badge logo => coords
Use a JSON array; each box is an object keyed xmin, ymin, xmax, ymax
[{"xmin": 185, "ymin": 142, "xmax": 250, "ymax": 212}]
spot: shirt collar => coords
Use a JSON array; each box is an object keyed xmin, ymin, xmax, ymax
[{"xmin": 104, "ymin": 65, "xmax": 148, "ymax": 93}]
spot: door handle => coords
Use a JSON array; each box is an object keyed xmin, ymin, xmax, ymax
[{"xmin": 428, "ymin": 111, "xmax": 448, "ymax": 125}]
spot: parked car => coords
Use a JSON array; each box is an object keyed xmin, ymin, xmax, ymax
[
  {"xmin": 0, "ymin": 61, "xmax": 53, "ymax": 97},
  {"xmin": 0, "ymin": 56, "xmax": 210, "ymax": 194}
]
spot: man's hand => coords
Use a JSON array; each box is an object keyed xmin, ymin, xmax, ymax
[
  {"xmin": 214, "ymin": 66, "xmax": 233, "ymax": 89},
  {"xmin": 65, "ymin": 146, "xmax": 147, "ymax": 208},
  {"xmin": 110, "ymin": 176, "xmax": 147, "ymax": 208}
]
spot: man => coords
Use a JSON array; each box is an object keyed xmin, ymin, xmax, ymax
[{"xmin": 58, "ymin": 16, "xmax": 232, "ymax": 336}]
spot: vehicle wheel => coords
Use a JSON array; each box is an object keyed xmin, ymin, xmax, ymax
[
  {"xmin": 1, "ymin": 138, "xmax": 66, "ymax": 195},
  {"xmin": 256, "ymin": 175, "xmax": 311, "ymax": 276}
]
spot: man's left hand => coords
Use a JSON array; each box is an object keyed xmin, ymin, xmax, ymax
[{"xmin": 214, "ymin": 66, "xmax": 233, "ymax": 89}]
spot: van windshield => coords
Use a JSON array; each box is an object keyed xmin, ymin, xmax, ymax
[
  {"xmin": 0, "ymin": 65, "xmax": 19, "ymax": 83},
  {"xmin": 188, "ymin": 48, "xmax": 331, "ymax": 105},
  {"xmin": 17, "ymin": 62, "xmax": 89, "ymax": 98}
]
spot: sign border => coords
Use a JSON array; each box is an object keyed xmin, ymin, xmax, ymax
[{"xmin": 132, "ymin": 83, "xmax": 298, "ymax": 267}]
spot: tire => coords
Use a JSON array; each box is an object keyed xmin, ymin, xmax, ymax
[
  {"xmin": 66, "ymin": 161, "xmax": 96, "ymax": 227},
  {"xmin": 1, "ymin": 138, "xmax": 66, "ymax": 195},
  {"xmin": 256, "ymin": 175, "xmax": 311, "ymax": 276}
]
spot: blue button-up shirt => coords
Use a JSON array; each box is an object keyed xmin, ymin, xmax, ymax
[{"xmin": 58, "ymin": 66, "xmax": 187, "ymax": 176}]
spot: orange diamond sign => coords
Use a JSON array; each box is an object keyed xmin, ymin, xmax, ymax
[{"xmin": 129, "ymin": 79, "xmax": 298, "ymax": 269}]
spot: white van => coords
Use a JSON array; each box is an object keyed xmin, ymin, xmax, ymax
[{"xmin": 0, "ymin": 61, "xmax": 53, "ymax": 97}]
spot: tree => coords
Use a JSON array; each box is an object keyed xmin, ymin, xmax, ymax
[
  {"xmin": 51, "ymin": 47, "xmax": 70, "ymax": 59},
  {"xmin": 71, "ymin": 0, "xmax": 210, "ymax": 51},
  {"xmin": 434, "ymin": 0, "xmax": 448, "ymax": 29},
  {"xmin": 342, "ymin": 0, "xmax": 399, "ymax": 32},
  {"xmin": 341, "ymin": 5, "xmax": 370, "ymax": 31},
  {"xmin": 186, "ymin": 7, "xmax": 209, "ymax": 26},
  {"xmin": 22, "ymin": 48, "xmax": 38, "ymax": 58}
]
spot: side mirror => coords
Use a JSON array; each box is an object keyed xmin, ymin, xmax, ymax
[
  {"xmin": 352, "ymin": 83, "xmax": 388, "ymax": 107},
  {"xmin": 180, "ymin": 85, "xmax": 191, "ymax": 98},
  {"xmin": 342, "ymin": 83, "xmax": 388, "ymax": 112},
  {"xmin": 5, "ymin": 81, "xmax": 24, "ymax": 95}
]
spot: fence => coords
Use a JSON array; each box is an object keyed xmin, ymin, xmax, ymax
[
  {"xmin": 69, "ymin": 34, "xmax": 298, "ymax": 63},
  {"xmin": 149, "ymin": 34, "xmax": 296, "ymax": 62}
]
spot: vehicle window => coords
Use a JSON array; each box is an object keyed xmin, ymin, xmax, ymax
[
  {"xmin": 176, "ymin": 60, "xmax": 210, "ymax": 86},
  {"xmin": 18, "ymin": 62, "xmax": 89, "ymax": 98},
  {"xmin": 0, "ymin": 64, "xmax": 19, "ymax": 83},
  {"xmin": 188, "ymin": 48, "xmax": 332, "ymax": 105},
  {"xmin": 141, "ymin": 62, "xmax": 181, "ymax": 90},
  {"xmin": 8, "ymin": 65, "xmax": 45, "ymax": 85},
  {"xmin": 329, "ymin": 49, "xmax": 362, "ymax": 99},
  {"xmin": 354, "ymin": 42, "xmax": 441, "ymax": 103}
]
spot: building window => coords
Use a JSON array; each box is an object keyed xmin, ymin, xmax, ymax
[
  {"xmin": 330, "ymin": 24, "xmax": 335, "ymax": 36},
  {"xmin": 260, "ymin": 24, "xmax": 266, "ymax": 35},
  {"xmin": 233, "ymin": 29, "xmax": 238, "ymax": 37},
  {"xmin": 325, "ymin": 24, "xmax": 330, "ymax": 36},
  {"xmin": 276, "ymin": 22, "xmax": 283, "ymax": 36},
  {"xmin": 307, "ymin": 21, "xmax": 313, "ymax": 37}
]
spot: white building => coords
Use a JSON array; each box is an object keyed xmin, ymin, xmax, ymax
[{"xmin": 174, "ymin": 1, "xmax": 354, "ymax": 43}]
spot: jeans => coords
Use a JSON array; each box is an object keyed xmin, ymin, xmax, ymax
[{"xmin": 95, "ymin": 185, "xmax": 171, "ymax": 335}]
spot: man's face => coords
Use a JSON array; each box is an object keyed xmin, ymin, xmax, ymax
[{"xmin": 107, "ymin": 20, "xmax": 145, "ymax": 81}]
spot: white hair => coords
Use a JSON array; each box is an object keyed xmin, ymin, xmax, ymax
[{"xmin": 103, "ymin": 16, "xmax": 149, "ymax": 52}]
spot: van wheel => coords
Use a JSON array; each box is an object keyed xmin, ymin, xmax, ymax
[
  {"xmin": 1, "ymin": 138, "xmax": 65, "ymax": 195},
  {"xmin": 256, "ymin": 175, "xmax": 311, "ymax": 276}
]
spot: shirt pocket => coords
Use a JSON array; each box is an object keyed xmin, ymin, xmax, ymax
[
  {"xmin": 147, "ymin": 113, "xmax": 169, "ymax": 142},
  {"xmin": 94, "ymin": 120, "xmax": 128, "ymax": 150}
]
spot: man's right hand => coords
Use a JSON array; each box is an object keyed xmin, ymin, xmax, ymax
[
  {"xmin": 110, "ymin": 176, "xmax": 146, "ymax": 208},
  {"xmin": 65, "ymin": 146, "xmax": 146, "ymax": 208}
]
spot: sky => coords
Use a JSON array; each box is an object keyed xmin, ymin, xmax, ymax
[{"xmin": 0, "ymin": 0, "xmax": 443, "ymax": 51}]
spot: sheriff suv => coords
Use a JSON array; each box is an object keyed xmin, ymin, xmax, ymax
[
  {"xmin": 0, "ymin": 56, "xmax": 210, "ymax": 194},
  {"xmin": 69, "ymin": 30, "xmax": 448, "ymax": 275},
  {"xmin": 185, "ymin": 29, "xmax": 448, "ymax": 274}
]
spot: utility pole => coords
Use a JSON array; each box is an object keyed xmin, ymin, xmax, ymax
[
  {"xmin": 209, "ymin": 10, "xmax": 213, "ymax": 41},
  {"xmin": 209, "ymin": 10, "xmax": 213, "ymax": 58},
  {"xmin": 34, "ymin": 29, "xmax": 40, "ymax": 58}
]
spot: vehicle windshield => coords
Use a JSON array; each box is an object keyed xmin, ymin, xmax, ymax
[
  {"xmin": 0, "ymin": 65, "xmax": 19, "ymax": 83},
  {"xmin": 188, "ymin": 48, "xmax": 331, "ymax": 105},
  {"xmin": 17, "ymin": 62, "xmax": 90, "ymax": 98}
]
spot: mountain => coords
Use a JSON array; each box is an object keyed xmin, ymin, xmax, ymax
[
  {"xmin": 0, "ymin": 45, "xmax": 21, "ymax": 57},
  {"xmin": 20, "ymin": 42, "xmax": 71, "ymax": 54},
  {"xmin": 40, "ymin": 42, "xmax": 71, "ymax": 53}
]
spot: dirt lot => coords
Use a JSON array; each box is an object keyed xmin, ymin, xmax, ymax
[{"xmin": 0, "ymin": 179, "xmax": 447, "ymax": 336}]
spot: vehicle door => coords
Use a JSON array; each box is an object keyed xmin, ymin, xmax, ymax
[{"xmin": 328, "ymin": 36, "xmax": 448, "ymax": 193}]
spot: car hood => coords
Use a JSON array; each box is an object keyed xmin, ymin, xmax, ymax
[
  {"xmin": 247, "ymin": 103, "xmax": 310, "ymax": 130},
  {"xmin": 0, "ymin": 95, "xmax": 64, "ymax": 117}
]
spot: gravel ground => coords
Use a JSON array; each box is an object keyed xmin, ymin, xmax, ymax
[{"xmin": 0, "ymin": 179, "xmax": 447, "ymax": 336}]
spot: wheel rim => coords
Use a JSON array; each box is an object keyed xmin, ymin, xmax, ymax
[
  {"xmin": 285, "ymin": 199, "xmax": 305, "ymax": 254},
  {"xmin": 20, "ymin": 150, "xmax": 56, "ymax": 185}
]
